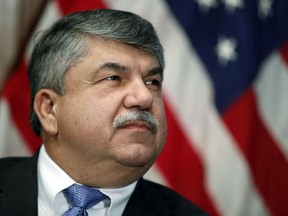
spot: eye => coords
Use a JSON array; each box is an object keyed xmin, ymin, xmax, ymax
[
  {"xmin": 145, "ymin": 79, "xmax": 162, "ymax": 90},
  {"xmin": 105, "ymin": 75, "xmax": 121, "ymax": 81}
]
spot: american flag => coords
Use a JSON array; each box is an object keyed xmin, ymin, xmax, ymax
[{"xmin": 0, "ymin": 0, "xmax": 287, "ymax": 215}]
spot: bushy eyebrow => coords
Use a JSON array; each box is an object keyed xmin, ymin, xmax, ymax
[
  {"xmin": 94, "ymin": 61, "xmax": 163, "ymax": 80},
  {"xmin": 97, "ymin": 62, "xmax": 128, "ymax": 73},
  {"xmin": 147, "ymin": 66, "xmax": 163, "ymax": 81}
]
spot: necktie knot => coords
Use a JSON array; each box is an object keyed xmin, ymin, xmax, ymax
[{"xmin": 63, "ymin": 183, "xmax": 108, "ymax": 216}]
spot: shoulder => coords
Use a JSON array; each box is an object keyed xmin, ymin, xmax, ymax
[
  {"xmin": 0, "ymin": 155, "xmax": 38, "ymax": 215},
  {"xmin": 0, "ymin": 154, "xmax": 38, "ymax": 182},
  {"xmin": 126, "ymin": 178, "xmax": 209, "ymax": 216},
  {"xmin": 0, "ymin": 157, "xmax": 29, "ymax": 189},
  {"xmin": 0, "ymin": 157, "xmax": 28, "ymax": 172}
]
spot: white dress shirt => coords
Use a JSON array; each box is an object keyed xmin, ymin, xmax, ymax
[{"xmin": 37, "ymin": 145, "xmax": 137, "ymax": 216}]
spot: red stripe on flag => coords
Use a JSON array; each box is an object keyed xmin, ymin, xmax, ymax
[
  {"xmin": 280, "ymin": 41, "xmax": 288, "ymax": 67},
  {"xmin": 156, "ymin": 98, "xmax": 220, "ymax": 216},
  {"xmin": 56, "ymin": 0, "xmax": 106, "ymax": 16},
  {"xmin": 223, "ymin": 88, "xmax": 288, "ymax": 216},
  {"xmin": 2, "ymin": 60, "xmax": 42, "ymax": 152}
]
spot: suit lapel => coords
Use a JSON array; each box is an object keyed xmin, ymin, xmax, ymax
[
  {"xmin": 122, "ymin": 178, "xmax": 172, "ymax": 216},
  {"xmin": 0, "ymin": 152, "xmax": 39, "ymax": 216}
]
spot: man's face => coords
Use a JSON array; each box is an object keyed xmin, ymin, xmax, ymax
[{"xmin": 54, "ymin": 39, "xmax": 167, "ymax": 170}]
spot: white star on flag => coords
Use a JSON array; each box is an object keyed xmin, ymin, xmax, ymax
[
  {"xmin": 195, "ymin": 0, "xmax": 218, "ymax": 13},
  {"xmin": 222, "ymin": 0, "xmax": 244, "ymax": 13},
  {"xmin": 215, "ymin": 36, "xmax": 238, "ymax": 65},
  {"xmin": 258, "ymin": 0, "xmax": 273, "ymax": 19}
]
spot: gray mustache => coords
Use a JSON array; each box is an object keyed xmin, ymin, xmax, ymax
[{"xmin": 113, "ymin": 110, "xmax": 159, "ymax": 133}]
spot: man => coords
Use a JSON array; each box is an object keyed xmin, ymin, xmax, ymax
[{"xmin": 0, "ymin": 9, "xmax": 208, "ymax": 216}]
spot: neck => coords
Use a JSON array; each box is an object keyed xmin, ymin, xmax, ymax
[{"xmin": 44, "ymin": 143, "xmax": 152, "ymax": 188}]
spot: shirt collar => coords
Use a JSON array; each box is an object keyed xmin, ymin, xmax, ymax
[{"xmin": 37, "ymin": 145, "xmax": 137, "ymax": 215}]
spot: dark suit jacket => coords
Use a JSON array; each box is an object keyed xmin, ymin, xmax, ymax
[{"xmin": 0, "ymin": 151, "xmax": 208, "ymax": 216}]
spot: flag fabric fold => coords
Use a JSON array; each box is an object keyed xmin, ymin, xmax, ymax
[{"xmin": 1, "ymin": 0, "xmax": 287, "ymax": 215}]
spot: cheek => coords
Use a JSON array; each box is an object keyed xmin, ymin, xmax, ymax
[
  {"xmin": 57, "ymin": 97, "xmax": 108, "ymax": 143},
  {"xmin": 77, "ymin": 107, "xmax": 110, "ymax": 136},
  {"xmin": 158, "ymin": 113, "xmax": 167, "ymax": 149},
  {"xmin": 153, "ymin": 101, "xmax": 167, "ymax": 146},
  {"xmin": 157, "ymin": 100, "xmax": 167, "ymax": 128}
]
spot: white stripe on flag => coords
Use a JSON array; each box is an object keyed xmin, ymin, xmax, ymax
[
  {"xmin": 255, "ymin": 51, "xmax": 288, "ymax": 160},
  {"xmin": 26, "ymin": 0, "xmax": 61, "ymax": 61},
  {"xmin": 144, "ymin": 164, "xmax": 169, "ymax": 186},
  {"xmin": 0, "ymin": 99, "xmax": 30, "ymax": 157}
]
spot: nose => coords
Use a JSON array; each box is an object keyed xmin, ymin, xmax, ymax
[{"xmin": 124, "ymin": 79, "xmax": 153, "ymax": 110}]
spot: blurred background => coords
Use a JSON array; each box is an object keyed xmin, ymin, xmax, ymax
[
  {"xmin": 0, "ymin": 0, "xmax": 45, "ymax": 89},
  {"xmin": 0, "ymin": 0, "xmax": 287, "ymax": 216}
]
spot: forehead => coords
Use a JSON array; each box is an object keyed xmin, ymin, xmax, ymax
[
  {"xmin": 65, "ymin": 38, "xmax": 161, "ymax": 81},
  {"xmin": 85, "ymin": 38, "xmax": 160, "ymax": 69},
  {"xmin": 88, "ymin": 37, "xmax": 157, "ymax": 58}
]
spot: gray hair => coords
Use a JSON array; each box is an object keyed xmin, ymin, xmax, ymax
[{"xmin": 28, "ymin": 9, "xmax": 165, "ymax": 136}]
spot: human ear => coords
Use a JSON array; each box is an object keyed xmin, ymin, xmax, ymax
[{"xmin": 33, "ymin": 89, "xmax": 59, "ymax": 136}]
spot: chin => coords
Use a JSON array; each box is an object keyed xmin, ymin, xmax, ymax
[
  {"xmin": 120, "ymin": 159, "xmax": 154, "ymax": 168},
  {"xmin": 115, "ymin": 147, "xmax": 158, "ymax": 168}
]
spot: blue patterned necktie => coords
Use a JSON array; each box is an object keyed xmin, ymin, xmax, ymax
[{"xmin": 63, "ymin": 183, "xmax": 108, "ymax": 216}]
